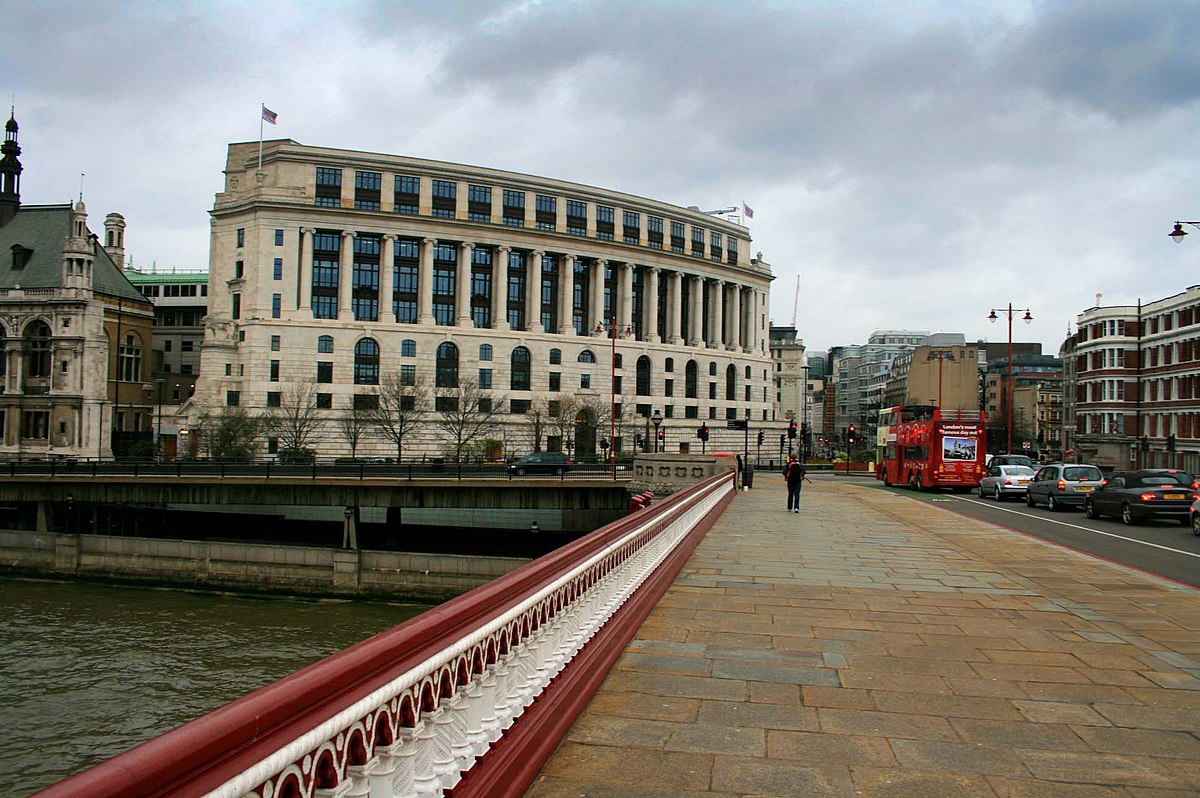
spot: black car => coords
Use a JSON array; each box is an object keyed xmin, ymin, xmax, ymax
[
  {"xmin": 507, "ymin": 452, "xmax": 570, "ymax": 476},
  {"xmin": 1084, "ymin": 469, "xmax": 1198, "ymax": 526}
]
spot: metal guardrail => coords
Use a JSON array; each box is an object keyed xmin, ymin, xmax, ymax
[{"xmin": 33, "ymin": 471, "xmax": 735, "ymax": 798}]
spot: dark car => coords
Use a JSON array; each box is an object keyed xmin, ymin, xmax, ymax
[
  {"xmin": 507, "ymin": 452, "xmax": 570, "ymax": 476},
  {"xmin": 1026, "ymin": 463, "xmax": 1105, "ymax": 511},
  {"xmin": 1190, "ymin": 499, "xmax": 1200, "ymax": 537},
  {"xmin": 1084, "ymin": 469, "xmax": 1198, "ymax": 526}
]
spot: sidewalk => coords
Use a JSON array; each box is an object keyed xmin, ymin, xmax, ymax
[{"xmin": 527, "ymin": 478, "xmax": 1200, "ymax": 797}]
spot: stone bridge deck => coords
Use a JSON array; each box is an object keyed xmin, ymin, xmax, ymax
[{"xmin": 528, "ymin": 477, "xmax": 1200, "ymax": 796}]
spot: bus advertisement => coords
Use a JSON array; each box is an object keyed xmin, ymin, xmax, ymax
[{"xmin": 876, "ymin": 404, "xmax": 986, "ymax": 492}]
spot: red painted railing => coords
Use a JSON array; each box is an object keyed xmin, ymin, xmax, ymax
[{"xmin": 34, "ymin": 472, "xmax": 734, "ymax": 798}]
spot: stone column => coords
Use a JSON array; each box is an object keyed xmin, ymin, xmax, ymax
[
  {"xmin": 526, "ymin": 250, "xmax": 544, "ymax": 332},
  {"xmin": 493, "ymin": 246, "xmax": 511, "ymax": 331},
  {"xmin": 709, "ymin": 279, "xmax": 724, "ymax": 349},
  {"xmin": 668, "ymin": 270, "xmax": 683, "ymax": 345},
  {"xmin": 381, "ymin": 234, "xmax": 397, "ymax": 323},
  {"xmin": 299, "ymin": 227, "xmax": 315, "ymax": 319},
  {"xmin": 619, "ymin": 262, "xmax": 634, "ymax": 332},
  {"xmin": 338, "ymin": 230, "xmax": 356, "ymax": 321},
  {"xmin": 558, "ymin": 254, "xmax": 576, "ymax": 335},
  {"xmin": 418, "ymin": 238, "xmax": 436, "ymax": 325},
  {"xmin": 645, "ymin": 266, "xmax": 660, "ymax": 343},
  {"xmin": 724, "ymin": 283, "xmax": 734, "ymax": 352},
  {"xmin": 590, "ymin": 259, "xmax": 607, "ymax": 332},
  {"xmin": 457, "ymin": 241, "xmax": 474, "ymax": 326},
  {"xmin": 688, "ymin": 275, "xmax": 704, "ymax": 347}
]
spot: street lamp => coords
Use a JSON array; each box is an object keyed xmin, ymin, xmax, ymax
[
  {"xmin": 651, "ymin": 409, "xmax": 662, "ymax": 453},
  {"xmin": 988, "ymin": 303, "xmax": 1033, "ymax": 455},
  {"xmin": 926, "ymin": 350, "xmax": 955, "ymax": 408},
  {"xmin": 595, "ymin": 318, "xmax": 631, "ymax": 477},
  {"xmin": 1168, "ymin": 221, "xmax": 1200, "ymax": 243},
  {"xmin": 154, "ymin": 378, "xmax": 164, "ymax": 461}
]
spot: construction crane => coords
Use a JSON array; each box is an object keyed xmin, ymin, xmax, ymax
[{"xmin": 792, "ymin": 275, "xmax": 800, "ymax": 326}]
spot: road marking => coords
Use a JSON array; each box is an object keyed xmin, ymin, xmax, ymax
[{"xmin": 957, "ymin": 496, "xmax": 1200, "ymax": 560}]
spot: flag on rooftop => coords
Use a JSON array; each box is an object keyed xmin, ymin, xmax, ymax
[
  {"xmin": 742, "ymin": 202, "xmax": 754, "ymax": 219},
  {"xmin": 261, "ymin": 104, "xmax": 278, "ymax": 125}
]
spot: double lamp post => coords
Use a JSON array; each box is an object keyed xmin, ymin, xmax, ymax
[{"xmin": 987, "ymin": 303, "xmax": 1033, "ymax": 455}]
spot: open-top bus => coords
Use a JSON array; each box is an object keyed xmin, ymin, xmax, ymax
[{"xmin": 876, "ymin": 404, "xmax": 986, "ymax": 492}]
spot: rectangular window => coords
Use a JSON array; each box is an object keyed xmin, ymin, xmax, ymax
[
  {"xmin": 271, "ymin": 293, "xmax": 282, "ymax": 318},
  {"xmin": 692, "ymin": 226, "xmax": 705, "ymax": 256},
  {"xmin": 535, "ymin": 194, "xmax": 557, "ymax": 230},
  {"xmin": 393, "ymin": 174, "xmax": 420, "ymax": 215},
  {"xmin": 226, "ymin": 390, "xmax": 240, "ymax": 407},
  {"xmin": 181, "ymin": 340, "xmax": 194, "ymax": 352},
  {"xmin": 431, "ymin": 179, "xmax": 456, "ymax": 218},
  {"xmin": 580, "ymin": 374, "xmax": 591, "ymax": 389},
  {"xmin": 665, "ymin": 378, "xmax": 674, "ymax": 397},
  {"xmin": 596, "ymin": 205, "xmax": 614, "ymax": 240},
  {"xmin": 400, "ymin": 364, "xmax": 416, "ymax": 386},
  {"xmin": 267, "ymin": 392, "xmax": 281, "ymax": 408},
  {"xmin": 315, "ymin": 167, "xmax": 342, "ymax": 207},
  {"xmin": 317, "ymin": 361, "xmax": 333, "ymax": 383},
  {"xmin": 468, "ymin": 184, "xmax": 492, "ymax": 222},
  {"xmin": 354, "ymin": 170, "xmax": 382, "ymax": 210},
  {"xmin": 273, "ymin": 257, "xmax": 283, "ymax": 280},
  {"xmin": 670, "ymin": 221, "xmax": 685, "ymax": 253},
  {"xmin": 566, "ymin": 199, "xmax": 587, "ymax": 235},
  {"xmin": 502, "ymin": 189, "xmax": 525, "ymax": 227},
  {"xmin": 269, "ymin": 360, "xmax": 280, "ymax": 381},
  {"xmin": 710, "ymin": 231, "xmax": 722, "ymax": 261},
  {"xmin": 647, "ymin": 215, "xmax": 663, "ymax": 249},
  {"xmin": 22, "ymin": 410, "xmax": 49, "ymax": 439},
  {"xmin": 726, "ymin": 235, "xmax": 738, "ymax": 264},
  {"xmin": 275, "ymin": 229, "xmax": 284, "ymax": 246},
  {"xmin": 510, "ymin": 399, "xmax": 530, "ymax": 414},
  {"xmin": 234, "ymin": 260, "xmax": 244, "ymax": 278},
  {"xmin": 479, "ymin": 368, "xmax": 492, "ymax": 389},
  {"xmin": 623, "ymin": 210, "xmax": 640, "ymax": 244},
  {"xmin": 270, "ymin": 335, "xmax": 280, "ymax": 352},
  {"xmin": 316, "ymin": 393, "xmax": 332, "ymax": 409},
  {"xmin": 236, "ymin": 228, "xmax": 245, "ymax": 247},
  {"xmin": 549, "ymin": 372, "xmax": 561, "ymax": 391},
  {"xmin": 231, "ymin": 293, "xmax": 241, "ymax": 320}
]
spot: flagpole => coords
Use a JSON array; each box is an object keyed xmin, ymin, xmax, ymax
[{"xmin": 257, "ymin": 103, "xmax": 264, "ymax": 175}]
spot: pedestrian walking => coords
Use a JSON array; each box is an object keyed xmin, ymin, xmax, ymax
[{"xmin": 782, "ymin": 453, "xmax": 807, "ymax": 513}]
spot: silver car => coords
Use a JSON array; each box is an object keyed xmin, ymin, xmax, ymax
[
  {"xmin": 978, "ymin": 464, "xmax": 1035, "ymax": 501},
  {"xmin": 1026, "ymin": 463, "xmax": 1104, "ymax": 511}
]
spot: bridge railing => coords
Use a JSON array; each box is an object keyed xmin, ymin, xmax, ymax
[{"xmin": 34, "ymin": 471, "xmax": 735, "ymax": 798}]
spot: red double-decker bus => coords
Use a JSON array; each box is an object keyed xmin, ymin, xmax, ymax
[{"xmin": 876, "ymin": 404, "xmax": 986, "ymax": 492}]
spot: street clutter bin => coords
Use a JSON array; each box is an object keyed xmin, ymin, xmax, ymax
[{"xmin": 743, "ymin": 464, "xmax": 754, "ymax": 488}]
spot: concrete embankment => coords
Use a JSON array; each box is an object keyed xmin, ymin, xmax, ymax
[{"xmin": 0, "ymin": 530, "xmax": 525, "ymax": 601}]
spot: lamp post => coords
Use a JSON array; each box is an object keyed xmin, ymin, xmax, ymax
[
  {"xmin": 595, "ymin": 318, "xmax": 630, "ymax": 478},
  {"xmin": 1168, "ymin": 221, "xmax": 1200, "ymax": 243},
  {"xmin": 651, "ymin": 409, "xmax": 662, "ymax": 453},
  {"xmin": 987, "ymin": 304, "xmax": 1033, "ymax": 455},
  {"xmin": 154, "ymin": 378, "xmax": 164, "ymax": 461}
]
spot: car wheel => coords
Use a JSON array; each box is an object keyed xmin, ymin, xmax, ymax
[
  {"xmin": 1121, "ymin": 503, "xmax": 1136, "ymax": 526},
  {"xmin": 994, "ymin": 485, "xmax": 1004, "ymax": 501},
  {"xmin": 516, "ymin": 467, "xmax": 526, "ymax": 476},
  {"xmin": 1025, "ymin": 491, "xmax": 1035, "ymax": 507},
  {"xmin": 1192, "ymin": 514, "xmax": 1200, "ymax": 536},
  {"xmin": 1085, "ymin": 501, "xmax": 1097, "ymax": 520},
  {"xmin": 1048, "ymin": 495, "xmax": 1059, "ymax": 512}
]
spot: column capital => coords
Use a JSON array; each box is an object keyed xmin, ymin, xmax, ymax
[
  {"xmin": 596, "ymin": 258, "xmax": 608, "ymax": 267},
  {"xmin": 530, "ymin": 249, "xmax": 545, "ymax": 259},
  {"xmin": 341, "ymin": 230, "xmax": 357, "ymax": 240},
  {"xmin": 459, "ymin": 240, "xmax": 475, "ymax": 250},
  {"xmin": 300, "ymin": 227, "xmax": 317, "ymax": 236},
  {"xmin": 382, "ymin": 233, "xmax": 398, "ymax": 242},
  {"xmin": 497, "ymin": 244, "xmax": 512, "ymax": 253},
  {"xmin": 422, "ymin": 237, "xmax": 438, "ymax": 246}
]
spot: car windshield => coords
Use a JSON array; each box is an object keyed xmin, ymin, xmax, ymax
[
  {"xmin": 1134, "ymin": 474, "xmax": 1188, "ymax": 487},
  {"xmin": 1062, "ymin": 466, "xmax": 1102, "ymax": 481},
  {"xmin": 1004, "ymin": 466, "xmax": 1035, "ymax": 475}
]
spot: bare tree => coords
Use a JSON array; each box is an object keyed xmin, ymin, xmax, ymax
[
  {"xmin": 268, "ymin": 383, "xmax": 326, "ymax": 460},
  {"xmin": 338, "ymin": 399, "xmax": 374, "ymax": 460},
  {"xmin": 195, "ymin": 406, "xmax": 268, "ymax": 461},
  {"xmin": 367, "ymin": 373, "xmax": 430, "ymax": 461},
  {"xmin": 548, "ymin": 396, "xmax": 580, "ymax": 450},
  {"xmin": 435, "ymin": 379, "xmax": 505, "ymax": 462}
]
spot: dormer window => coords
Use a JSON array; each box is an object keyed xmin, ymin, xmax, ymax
[{"xmin": 10, "ymin": 244, "xmax": 31, "ymax": 269}]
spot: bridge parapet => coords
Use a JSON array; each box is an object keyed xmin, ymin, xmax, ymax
[{"xmin": 34, "ymin": 472, "xmax": 735, "ymax": 798}]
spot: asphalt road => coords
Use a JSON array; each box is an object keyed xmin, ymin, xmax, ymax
[{"xmin": 822, "ymin": 474, "xmax": 1200, "ymax": 589}]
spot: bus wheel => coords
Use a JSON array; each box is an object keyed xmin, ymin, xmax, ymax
[{"xmin": 909, "ymin": 473, "xmax": 921, "ymax": 492}]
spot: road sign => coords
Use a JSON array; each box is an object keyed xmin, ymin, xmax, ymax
[
  {"xmin": 784, "ymin": 409, "xmax": 795, "ymax": 419},
  {"xmin": 726, "ymin": 419, "xmax": 748, "ymax": 430}
]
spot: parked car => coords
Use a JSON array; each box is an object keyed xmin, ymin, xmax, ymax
[
  {"xmin": 978, "ymin": 464, "xmax": 1035, "ymax": 501},
  {"xmin": 507, "ymin": 452, "xmax": 570, "ymax": 476},
  {"xmin": 1191, "ymin": 499, "xmax": 1200, "ymax": 536},
  {"xmin": 1026, "ymin": 463, "xmax": 1105, "ymax": 511},
  {"xmin": 1084, "ymin": 469, "xmax": 1198, "ymax": 526}
]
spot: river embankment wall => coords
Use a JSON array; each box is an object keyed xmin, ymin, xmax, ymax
[{"xmin": 0, "ymin": 530, "xmax": 524, "ymax": 601}]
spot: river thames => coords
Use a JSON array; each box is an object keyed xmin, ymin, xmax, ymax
[{"xmin": 0, "ymin": 578, "xmax": 432, "ymax": 796}]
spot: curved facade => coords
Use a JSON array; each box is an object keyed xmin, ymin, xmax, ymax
[{"xmin": 191, "ymin": 140, "xmax": 774, "ymax": 459}]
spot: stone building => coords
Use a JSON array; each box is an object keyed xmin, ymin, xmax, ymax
[
  {"xmin": 189, "ymin": 139, "xmax": 774, "ymax": 459},
  {"xmin": 0, "ymin": 113, "xmax": 154, "ymax": 458}
]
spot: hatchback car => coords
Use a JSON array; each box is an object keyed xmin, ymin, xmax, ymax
[
  {"xmin": 1084, "ymin": 469, "xmax": 1198, "ymax": 526},
  {"xmin": 978, "ymin": 464, "xmax": 1035, "ymax": 501},
  {"xmin": 1026, "ymin": 463, "xmax": 1105, "ymax": 511},
  {"xmin": 507, "ymin": 452, "xmax": 570, "ymax": 476}
]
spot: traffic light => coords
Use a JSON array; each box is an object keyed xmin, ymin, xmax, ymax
[
  {"xmin": 697, "ymin": 424, "xmax": 710, "ymax": 442},
  {"xmin": 788, "ymin": 419, "xmax": 797, "ymax": 439},
  {"xmin": 635, "ymin": 434, "xmax": 644, "ymax": 449},
  {"xmin": 657, "ymin": 427, "xmax": 665, "ymax": 441},
  {"xmin": 757, "ymin": 430, "xmax": 765, "ymax": 446},
  {"xmin": 848, "ymin": 424, "xmax": 857, "ymax": 446},
  {"xmin": 1168, "ymin": 434, "xmax": 1177, "ymax": 452},
  {"xmin": 779, "ymin": 433, "xmax": 786, "ymax": 448}
]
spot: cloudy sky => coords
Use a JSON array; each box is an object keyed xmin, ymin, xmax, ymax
[{"xmin": 5, "ymin": 0, "xmax": 1199, "ymax": 355}]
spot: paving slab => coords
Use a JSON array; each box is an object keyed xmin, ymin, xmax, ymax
[{"xmin": 526, "ymin": 478, "xmax": 1200, "ymax": 796}]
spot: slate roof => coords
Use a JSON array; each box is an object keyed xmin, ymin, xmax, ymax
[{"xmin": 0, "ymin": 204, "xmax": 147, "ymax": 303}]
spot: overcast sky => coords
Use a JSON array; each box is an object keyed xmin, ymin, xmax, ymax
[{"xmin": 6, "ymin": 0, "xmax": 1200, "ymax": 355}]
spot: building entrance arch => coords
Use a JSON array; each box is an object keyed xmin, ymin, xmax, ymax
[{"xmin": 574, "ymin": 408, "xmax": 597, "ymax": 462}]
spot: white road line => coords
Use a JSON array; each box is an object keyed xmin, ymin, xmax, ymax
[{"xmin": 957, "ymin": 496, "xmax": 1200, "ymax": 560}]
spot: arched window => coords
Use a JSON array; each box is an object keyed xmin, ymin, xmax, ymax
[
  {"xmin": 25, "ymin": 321, "xmax": 51, "ymax": 378},
  {"xmin": 708, "ymin": 361, "xmax": 718, "ymax": 376},
  {"xmin": 479, "ymin": 344, "xmax": 493, "ymax": 361},
  {"xmin": 685, "ymin": 360, "xmax": 698, "ymax": 399},
  {"xmin": 354, "ymin": 338, "xmax": 380, "ymax": 385},
  {"xmin": 549, "ymin": 348, "xmax": 561, "ymax": 365},
  {"xmin": 401, "ymin": 339, "xmax": 416, "ymax": 357},
  {"xmin": 577, "ymin": 350, "xmax": 596, "ymax": 363},
  {"xmin": 511, "ymin": 347, "xmax": 531, "ymax": 391},
  {"xmin": 745, "ymin": 365, "xmax": 752, "ymax": 379},
  {"xmin": 636, "ymin": 355, "xmax": 651, "ymax": 396},
  {"xmin": 726, "ymin": 364, "xmax": 737, "ymax": 400},
  {"xmin": 317, "ymin": 335, "xmax": 334, "ymax": 353},
  {"xmin": 665, "ymin": 357, "xmax": 674, "ymax": 373},
  {"xmin": 436, "ymin": 342, "xmax": 459, "ymax": 388}
]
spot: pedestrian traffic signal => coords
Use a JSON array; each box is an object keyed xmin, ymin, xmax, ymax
[
  {"xmin": 788, "ymin": 419, "xmax": 797, "ymax": 439},
  {"xmin": 757, "ymin": 430, "xmax": 765, "ymax": 446},
  {"xmin": 697, "ymin": 424, "xmax": 709, "ymax": 442},
  {"xmin": 657, "ymin": 427, "xmax": 665, "ymax": 441}
]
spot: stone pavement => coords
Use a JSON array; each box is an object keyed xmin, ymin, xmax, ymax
[{"xmin": 526, "ymin": 477, "xmax": 1200, "ymax": 797}]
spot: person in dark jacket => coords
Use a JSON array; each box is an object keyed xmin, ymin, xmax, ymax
[{"xmin": 783, "ymin": 454, "xmax": 807, "ymax": 513}]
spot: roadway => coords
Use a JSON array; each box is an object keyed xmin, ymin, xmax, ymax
[{"xmin": 817, "ymin": 473, "xmax": 1200, "ymax": 589}]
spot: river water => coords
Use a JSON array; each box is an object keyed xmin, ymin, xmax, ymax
[{"xmin": 0, "ymin": 578, "xmax": 432, "ymax": 796}]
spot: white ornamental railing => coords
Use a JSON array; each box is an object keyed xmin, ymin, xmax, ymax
[{"xmin": 35, "ymin": 471, "xmax": 735, "ymax": 798}]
